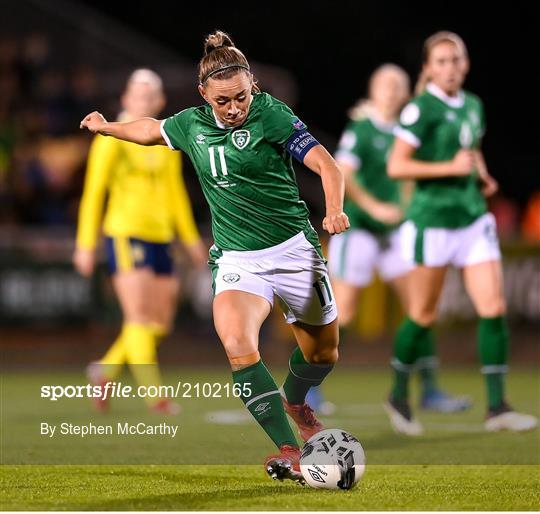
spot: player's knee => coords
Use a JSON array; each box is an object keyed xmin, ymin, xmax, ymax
[
  {"xmin": 123, "ymin": 298, "xmax": 154, "ymax": 323},
  {"xmin": 409, "ymin": 308, "xmax": 437, "ymax": 327},
  {"xmin": 477, "ymin": 297, "xmax": 506, "ymax": 318},
  {"xmin": 220, "ymin": 333, "xmax": 257, "ymax": 357},
  {"xmin": 308, "ymin": 346, "xmax": 339, "ymax": 365}
]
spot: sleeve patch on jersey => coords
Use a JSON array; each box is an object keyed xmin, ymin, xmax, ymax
[
  {"xmin": 338, "ymin": 130, "xmax": 357, "ymax": 151},
  {"xmin": 400, "ymin": 103, "xmax": 420, "ymax": 126},
  {"xmin": 292, "ymin": 118, "xmax": 307, "ymax": 130},
  {"xmin": 285, "ymin": 130, "xmax": 320, "ymax": 162}
]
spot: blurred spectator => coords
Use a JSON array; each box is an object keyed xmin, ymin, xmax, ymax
[
  {"xmin": 13, "ymin": 136, "xmax": 88, "ymax": 225},
  {"xmin": 0, "ymin": 33, "xmax": 100, "ymax": 227},
  {"xmin": 0, "ymin": 37, "xmax": 21, "ymax": 224},
  {"xmin": 19, "ymin": 33, "xmax": 52, "ymax": 102},
  {"xmin": 522, "ymin": 191, "xmax": 540, "ymax": 242},
  {"xmin": 69, "ymin": 65, "xmax": 98, "ymax": 121},
  {"xmin": 39, "ymin": 69, "xmax": 75, "ymax": 136}
]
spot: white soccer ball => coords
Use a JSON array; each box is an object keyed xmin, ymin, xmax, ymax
[{"xmin": 300, "ymin": 428, "xmax": 366, "ymax": 490}]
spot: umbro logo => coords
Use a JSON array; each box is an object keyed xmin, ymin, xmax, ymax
[
  {"xmin": 196, "ymin": 134, "xmax": 206, "ymax": 144},
  {"xmin": 308, "ymin": 469, "xmax": 327, "ymax": 483},
  {"xmin": 223, "ymin": 273, "xmax": 240, "ymax": 284},
  {"xmin": 254, "ymin": 402, "xmax": 270, "ymax": 415}
]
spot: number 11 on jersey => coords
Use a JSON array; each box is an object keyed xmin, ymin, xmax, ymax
[{"xmin": 209, "ymin": 146, "xmax": 228, "ymax": 177}]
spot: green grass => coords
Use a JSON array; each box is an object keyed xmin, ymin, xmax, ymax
[
  {"xmin": 1, "ymin": 367, "xmax": 539, "ymax": 509},
  {"xmin": 1, "ymin": 465, "xmax": 539, "ymax": 510}
]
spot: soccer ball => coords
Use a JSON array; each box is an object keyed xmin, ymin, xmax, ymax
[{"xmin": 300, "ymin": 429, "xmax": 365, "ymax": 490}]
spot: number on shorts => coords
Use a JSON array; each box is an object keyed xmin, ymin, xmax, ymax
[{"xmin": 313, "ymin": 276, "xmax": 332, "ymax": 307}]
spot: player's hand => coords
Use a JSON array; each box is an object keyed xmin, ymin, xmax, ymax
[
  {"xmin": 369, "ymin": 201, "xmax": 403, "ymax": 225},
  {"xmin": 186, "ymin": 241, "xmax": 208, "ymax": 269},
  {"xmin": 73, "ymin": 248, "xmax": 96, "ymax": 277},
  {"xmin": 451, "ymin": 149, "xmax": 475, "ymax": 176},
  {"xmin": 322, "ymin": 211, "xmax": 350, "ymax": 235},
  {"xmin": 479, "ymin": 173, "xmax": 499, "ymax": 197},
  {"xmin": 80, "ymin": 111, "xmax": 107, "ymax": 134}
]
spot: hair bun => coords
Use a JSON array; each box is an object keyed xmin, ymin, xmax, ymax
[{"xmin": 204, "ymin": 30, "xmax": 235, "ymax": 56}]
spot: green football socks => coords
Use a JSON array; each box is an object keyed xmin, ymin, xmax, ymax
[
  {"xmin": 282, "ymin": 346, "xmax": 334, "ymax": 405},
  {"xmin": 233, "ymin": 360, "xmax": 297, "ymax": 448},
  {"xmin": 478, "ymin": 316, "xmax": 509, "ymax": 411}
]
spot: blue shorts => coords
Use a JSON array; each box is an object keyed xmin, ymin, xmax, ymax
[{"xmin": 104, "ymin": 236, "xmax": 174, "ymax": 275}]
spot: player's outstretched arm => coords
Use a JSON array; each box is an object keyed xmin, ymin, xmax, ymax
[
  {"xmin": 303, "ymin": 145, "xmax": 350, "ymax": 235},
  {"xmin": 80, "ymin": 111, "xmax": 166, "ymax": 146}
]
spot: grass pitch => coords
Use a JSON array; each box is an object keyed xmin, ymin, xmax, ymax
[{"xmin": 1, "ymin": 367, "xmax": 539, "ymax": 510}]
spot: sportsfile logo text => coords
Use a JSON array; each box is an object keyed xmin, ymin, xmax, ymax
[{"xmin": 40, "ymin": 381, "xmax": 252, "ymax": 401}]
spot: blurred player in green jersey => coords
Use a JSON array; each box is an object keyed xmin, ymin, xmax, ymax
[
  {"xmin": 311, "ymin": 64, "xmax": 470, "ymax": 424},
  {"xmin": 80, "ymin": 30, "xmax": 349, "ymax": 483},
  {"xmin": 385, "ymin": 31, "xmax": 537, "ymax": 434}
]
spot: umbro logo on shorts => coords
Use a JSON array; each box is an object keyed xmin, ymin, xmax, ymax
[{"xmin": 223, "ymin": 273, "xmax": 240, "ymax": 283}]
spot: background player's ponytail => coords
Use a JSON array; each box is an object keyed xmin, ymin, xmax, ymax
[
  {"xmin": 199, "ymin": 30, "xmax": 260, "ymax": 92},
  {"xmin": 415, "ymin": 31, "xmax": 469, "ymax": 95}
]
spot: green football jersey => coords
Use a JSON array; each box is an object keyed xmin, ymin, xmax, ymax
[
  {"xmin": 161, "ymin": 93, "xmax": 314, "ymax": 251},
  {"xmin": 335, "ymin": 116, "xmax": 399, "ymax": 234},
  {"xmin": 396, "ymin": 83, "xmax": 487, "ymax": 229}
]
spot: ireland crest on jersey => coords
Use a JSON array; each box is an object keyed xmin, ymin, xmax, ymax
[{"xmin": 232, "ymin": 130, "xmax": 250, "ymax": 150}]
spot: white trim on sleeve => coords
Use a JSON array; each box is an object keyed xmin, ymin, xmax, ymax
[
  {"xmin": 160, "ymin": 119, "xmax": 175, "ymax": 150},
  {"xmin": 394, "ymin": 126, "xmax": 421, "ymax": 148},
  {"xmin": 334, "ymin": 150, "xmax": 361, "ymax": 171}
]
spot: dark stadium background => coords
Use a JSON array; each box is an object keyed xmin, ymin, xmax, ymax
[{"xmin": 82, "ymin": 0, "xmax": 540, "ymax": 205}]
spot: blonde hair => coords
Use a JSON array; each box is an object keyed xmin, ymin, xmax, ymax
[
  {"xmin": 348, "ymin": 63, "xmax": 410, "ymax": 120},
  {"xmin": 415, "ymin": 31, "xmax": 469, "ymax": 95},
  {"xmin": 118, "ymin": 69, "xmax": 164, "ymax": 121},
  {"xmin": 127, "ymin": 68, "xmax": 163, "ymax": 91}
]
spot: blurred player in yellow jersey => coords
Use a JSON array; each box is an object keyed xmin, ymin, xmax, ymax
[{"xmin": 74, "ymin": 69, "xmax": 206, "ymax": 414}]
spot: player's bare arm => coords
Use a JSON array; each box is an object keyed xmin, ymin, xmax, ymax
[
  {"xmin": 388, "ymin": 138, "xmax": 475, "ymax": 179},
  {"xmin": 303, "ymin": 145, "xmax": 350, "ymax": 235},
  {"xmin": 474, "ymin": 149, "xmax": 498, "ymax": 197},
  {"xmin": 338, "ymin": 160, "xmax": 403, "ymax": 225},
  {"xmin": 80, "ymin": 111, "xmax": 166, "ymax": 146}
]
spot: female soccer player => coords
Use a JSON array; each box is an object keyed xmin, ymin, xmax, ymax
[
  {"xmin": 325, "ymin": 64, "xmax": 470, "ymax": 431},
  {"xmin": 74, "ymin": 69, "xmax": 206, "ymax": 415},
  {"xmin": 80, "ymin": 31, "xmax": 349, "ymax": 483},
  {"xmin": 385, "ymin": 31, "xmax": 537, "ymax": 433}
]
